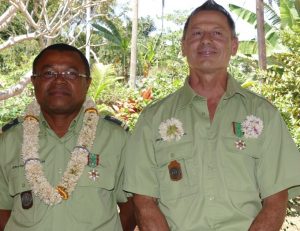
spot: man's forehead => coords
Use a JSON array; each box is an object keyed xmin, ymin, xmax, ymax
[
  {"xmin": 35, "ymin": 50, "xmax": 82, "ymax": 66},
  {"xmin": 188, "ymin": 11, "xmax": 230, "ymax": 29}
]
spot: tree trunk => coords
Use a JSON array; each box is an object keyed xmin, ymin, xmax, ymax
[
  {"xmin": 128, "ymin": 0, "xmax": 138, "ymax": 89},
  {"xmin": 86, "ymin": 0, "xmax": 91, "ymax": 64},
  {"xmin": 256, "ymin": 0, "xmax": 267, "ymax": 70}
]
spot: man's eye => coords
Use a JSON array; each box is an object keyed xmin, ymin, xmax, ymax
[
  {"xmin": 212, "ymin": 31, "xmax": 222, "ymax": 37},
  {"xmin": 65, "ymin": 71, "xmax": 78, "ymax": 79},
  {"xmin": 43, "ymin": 71, "xmax": 56, "ymax": 78},
  {"xmin": 192, "ymin": 31, "xmax": 203, "ymax": 37}
]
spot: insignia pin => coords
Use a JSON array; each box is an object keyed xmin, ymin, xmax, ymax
[
  {"xmin": 235, "ymin": 139, "xmax": 246, "ymax": 150},
  {"xmin": 88, "ymin": 169, "xmax": 99, "ymax": 181},
  {"xmin": 21, "ymin": 190, "xmax": 33, "ymax": 209},
  {"xmin": 168, "ymin": 160, "xmax": 182, "ymax": 181}
]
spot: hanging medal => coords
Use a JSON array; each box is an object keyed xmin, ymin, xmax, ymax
[
  {"xmin": 87, "ymin": 153, "xmax": 100, "ymax": 181},
  {"xmin": 232, "ymin": 122, "xmax": 246, "ymax": 150}
]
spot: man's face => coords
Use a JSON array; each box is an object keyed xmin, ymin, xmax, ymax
[
  {"xmin": 182, "ymin": 10, "xmax": 238, "ymax": 73},
  {"xmin": 31, "ymin": 50, "xmax": 91, "ymax": 116}
]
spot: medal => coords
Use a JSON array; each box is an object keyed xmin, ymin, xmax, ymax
[
  {"xmin": 168, "ymin": 160, "xmax": 182, "ymax": 181},
  {"xmin": 235, "ymin": 139, "xmax": 246, "ymax": 150},
  {"xmin": 87, "ymin": 153, "xmax": 100, "ymax": 181},
  {"xmin": 233, "ymin": 122, "xmax": 246, "ymax": 150},
  {"xmin": 88, "ymin": 169, "xmax": 99, "ymax": 181},
  {"xmin": 21, "ymin": 190, "xmax": 33, "ymax": 209},
  {"xmin": 232, "ymin": 122, "xmax": 244, "ymax": 138},
  {"xmin": 87, "ymin": 153, "xmax": 100, "ymax": 168}
]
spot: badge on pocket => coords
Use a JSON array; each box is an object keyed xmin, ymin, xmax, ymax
[
  {"xmin": 168, "ymin": 160, "xmax": 182, "ymax": 181},
  {"xmin": 21, "ymin": 190, "xmax": 33, "ymax": 209}
]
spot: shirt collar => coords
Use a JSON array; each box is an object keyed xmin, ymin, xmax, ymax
[
  {"xmin": 177, "ymin": 74, "xmax": 246, "ymax": 109},
  {"xmin": 223, "ymin": 74, "xmax": 246, "ymax": 99},
  {"xmin": 177, "ymin": 77, "xmax": 198, "ymax": 109},
  {"xmin": 39, "ymin": 107, "xmax": 85, "ymax": 136}
]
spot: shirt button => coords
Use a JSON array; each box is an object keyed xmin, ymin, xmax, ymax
[{"xmin": 209, "ymin": 196, "xmax": 215, "ymax": 201}]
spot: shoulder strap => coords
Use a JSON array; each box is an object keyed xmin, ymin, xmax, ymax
[
  {"xmin": 1, "ymin": 118, "xmax": 20, "ymax": 133},
  {"xmin": 103, "ymin": 115, "xmax": 129, "ymax": 132}
]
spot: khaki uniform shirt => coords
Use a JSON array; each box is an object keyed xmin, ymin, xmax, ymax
[
  {"xmin": 0, "ymin": 108, "xmax": 128, "ymax": 231},
  {"xmin": 124, "ymin": 76, "xmax": 300, "ymax": 231}
]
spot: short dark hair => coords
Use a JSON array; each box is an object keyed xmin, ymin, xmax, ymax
[
  {"xmin": 182, "ymin": 0, "xmax": 236, "ymax": 40},
  {"xmin": 32, "ymin": 43, "xmax": 90, "ymax": 77}
]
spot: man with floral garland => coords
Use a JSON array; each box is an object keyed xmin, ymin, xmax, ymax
[
  {"xmin": 124, "ymin": 1, "xmax": 300, "ymax": 230},
  {"xmin": 0, "ymin": 43, "xmax": 135, "ymax": 231}
]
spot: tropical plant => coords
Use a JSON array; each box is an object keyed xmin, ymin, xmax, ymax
[
  {"xmin": 228, "ymin": 0, "xmax": 300, "ymax": 56},
  {"xmin": 92, "ymin": 19, "xmax": 131, "ymax": 78},
  {"xmin": 88, "ymin": 62, "xmax": 124, "ymax": 104}
]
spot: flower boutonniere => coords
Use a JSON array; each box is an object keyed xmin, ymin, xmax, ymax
[
  {"xmin": 159, "ymin": 118, "xmax": 184, "ymax": 142},
  {"xmin": 242, "ymin": 115, "xmax": 263, "ymax": 138}
]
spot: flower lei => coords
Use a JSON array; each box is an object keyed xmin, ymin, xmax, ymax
[
  {"xmin": 159, "ymin": 118, "xmax": 184, "ymax": 142},
  {"xmin": 21, "ymin": 98, "xmax": 99, "ymax": 205}
]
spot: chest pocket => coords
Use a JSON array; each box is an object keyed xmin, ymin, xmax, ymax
[
  {"xmin": 70, "ymin": 158, "xmax": 119, "ymax": 223},
  {"xmin": 7, "ymin": 165, "xmax": 43, "ymax": 227},
  {"xmin": 77, "ymin": 157, "xmax": 117, "ymax": 190},
  {"xmin": 8, "ymin": 166, "xmax": 31, "ymax": 197},
  {"xmin": 77, "ymin": 162, "xmax": 115, "ymax": 190},
  {"xmin": 220, "ymin": 135, "xmax": 261, "ymax": 192},
  {"xmin": 155, "ymin": 140, "xmax": 200, "ymax": 202}
]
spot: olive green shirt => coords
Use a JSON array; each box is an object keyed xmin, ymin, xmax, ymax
[
  {"xmin": 124, "ymin": 76, "xmax": 300, "ymax": 231},
  {"xmin": 0, "ymin": 108, "xmax": 128, "ymax": 231}
]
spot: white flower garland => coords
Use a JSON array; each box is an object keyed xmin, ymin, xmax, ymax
[
  {"xmin": 21, "ymin": 98, "xmax": 99, "ymax": 205},
  {"xmin": 242, "ymin": 115, "xmax": 263, "ymax": 138},
  {"xmin": 159, "ymin": 118, "xmax": 184, "ymax": 142}
]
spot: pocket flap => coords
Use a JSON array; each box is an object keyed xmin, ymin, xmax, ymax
[{"xmin": 155, "ymin": 140, "xmax": 193, "ymax": 166}]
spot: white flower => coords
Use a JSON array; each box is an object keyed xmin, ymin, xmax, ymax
[
  {"xmin": 21, "ymin": 97, "xmax": 99, "ymax": 205},
  {"xmin": 242, "ymin": 115, "xmax": 263, "ymax": 138},
  {"xmin": 159, "ymin": 118, "xmax": 184, "ymax": 142}
]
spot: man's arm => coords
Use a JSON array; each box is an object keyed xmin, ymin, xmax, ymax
[
  {"xmin": 118, "ymin": 197, "xmax": 136, "ymax": 231},
  {"xmin": 248, "ymin": 189, "xmax": 288, "ymax": 231},
  {"xmin": 133, "ymin": 194, "xmax": 170, "ymax": 231},
  {"xmin": 0, "ymin": 209, "xmax": 11, "ymax": 231}
]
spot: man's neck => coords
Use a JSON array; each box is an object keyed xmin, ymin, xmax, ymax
[
  {"xmin": 42, "ymin": 111, "xmax": 80, "ymax": 138},
  {"xmin": 188, "ymin": 70, "xmax": 228, "ymax": 121},
  {"xmin": 189, "ymin": 70, "xmax": 228, "ymax": 98}
]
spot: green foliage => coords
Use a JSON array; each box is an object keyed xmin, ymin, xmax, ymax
[
  {"xmin": 250, "ymin": 28, "xmax": 300, "ymax": 148},
  {"xmin": 111, "ymin": 73, "xmax": 185, "ymax": 130},
  {"xmin": 91, "ymin": 15, "xmax": 156, "ymax": 79},
  {"xmin": 0, "ymin": 89, "xmax": 33, "ymax": 127},
  {"xmin": 0, "ymin": 41, "xmax": 37, "ymax": 128},
  {"xmin": 88, "ymin": 63, "xmax": 124, "ymax": 103}
]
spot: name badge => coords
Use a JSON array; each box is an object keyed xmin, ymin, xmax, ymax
[
  {"xmin": 168, "ymin": 160, "xmax": 182, "ymax": 181},
  {"xmin": 21, "ymin": 190, "xmax": 33, "ymax": 209}
]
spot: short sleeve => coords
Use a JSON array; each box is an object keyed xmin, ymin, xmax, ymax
[
  {"xmin": 0, "ymin": 135, "xmax": 13, "ymax": 209},
  {"xmin": 257, "ymin": 110, "xmax": 300, "ymax": 199},
  {"xmin": 114, "ymin": 133, "xmax": 129, "ymax": 203},
  {"xmin": 124, "ymin": 113, "xmax": 160, "ymax": 198}
]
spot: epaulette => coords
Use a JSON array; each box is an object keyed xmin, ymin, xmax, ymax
[
  {"xmin": 103, "ymin": 115, "xmax": 129, "ymax": 132},
  {"xmin": 1, "ymin": 118, "xmax": 20, "ymax": 133}
]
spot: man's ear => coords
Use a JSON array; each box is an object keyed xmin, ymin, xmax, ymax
[
  {"xmin": 31, "ymin": 76, "xmax": 36, "ymax": 86},
  {"xmin": 181, "ymin": 39, "xmax": 186, "ymax": 57},
  {"xmin": 231, "ymin": 37, "xmax": 239, "ymax": 56},
  {"xmin": 86, "ymin": 77, "xmax": 92, "ymax": 90}
]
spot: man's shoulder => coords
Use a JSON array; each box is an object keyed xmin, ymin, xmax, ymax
[
  {"xmin": 242, "ymin": 87, "xmax": 277, "ymax": 110},
  {"xmin": 142, "ymin": 87, "xmax": 184, "ymax": 114}
]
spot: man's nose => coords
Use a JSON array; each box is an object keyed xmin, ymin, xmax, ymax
[{"xmin": 201, "ymin": 32, "xmax": 213, "ymax": 43}]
